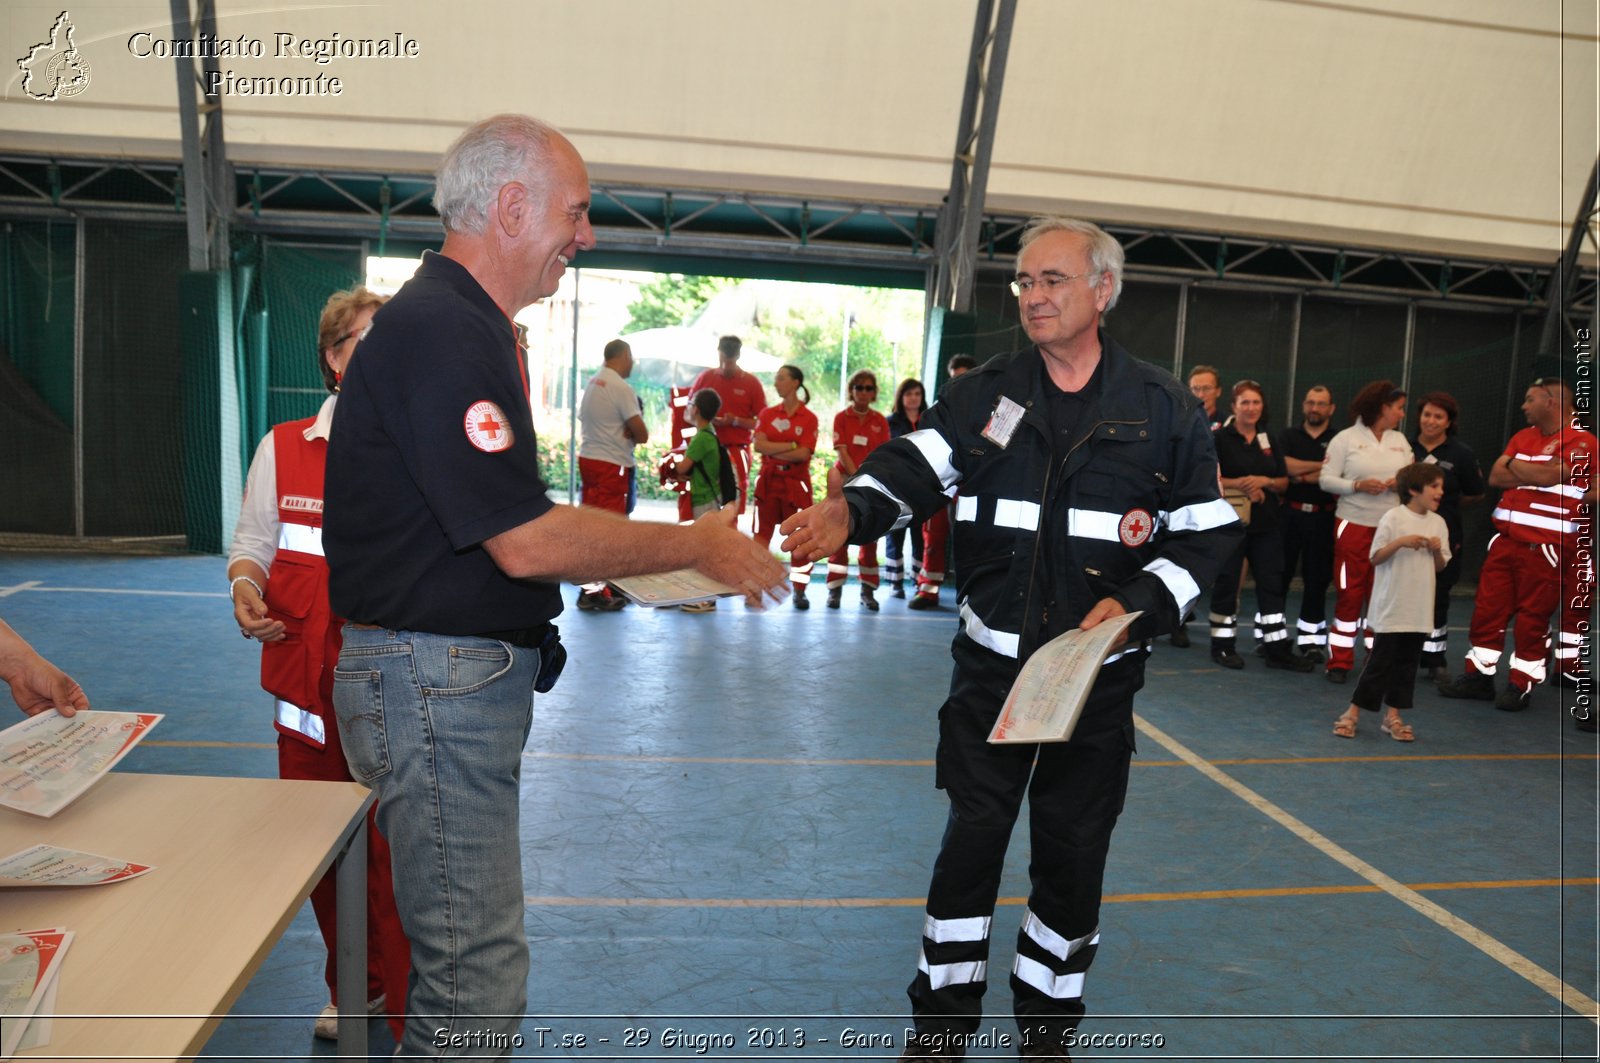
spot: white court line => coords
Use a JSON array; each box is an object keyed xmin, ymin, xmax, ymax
[
  {"xmin": 0, "ymin": 581, "xmax": 42, "ymax": 598},
  {"xmin": 6, "ymin": 585, "xmax": 225, "ymax": 599},
  {"xmin": 1133, "ymin": 713, "xmax": 1600, "ymax": 1024}
]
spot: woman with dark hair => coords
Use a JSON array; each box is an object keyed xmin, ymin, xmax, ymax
[
  {"xmin": 226, "ymin": 286, "xmax": 410, "ymax": 1041},
  {"xmin": 827, "ymin": 369, "xmax": 891, "ymax": 610},
  {"xmin": 752, "ymin": 364, "xmax": 820, "ymax": 607},
  {"xmin": 1207, "ymin": 381, "xmax": 1314, "ymax": 671},
  {"xmin": 1318, "ymin": 379, "xmax": 1414, "ymax": 682},
  {"xmin": 1410, "ymin": 391, "xmax": 1485, "ymax": 678},
  {"xmin": 883, "ymin": 377, "xmax": 929, "ymax": 599}
]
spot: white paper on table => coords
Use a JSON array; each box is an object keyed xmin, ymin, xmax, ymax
[
  {"xmin": 0, "ymin": 844, "xmax": 155, "ymax": 887},
  {"xmin": 608, "ymin": 569, "xmax": 739, "ymax": 607},
  {"xmin": 0, "ymin": 927, "xmax": 73, "ymax": 1059},
  {"xmin": 988, "ymin": 611, "xmax": 1143, "ymax": 744},
  {"xmin": 11, "ymin": 964, "xmax": 57, "ymax": 1052},
  {"xmin": 0, "ymin": 711, "xmax": 163, "ymax": 818}
]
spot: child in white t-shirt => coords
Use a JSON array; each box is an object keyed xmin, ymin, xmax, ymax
[{"xmin": 1332, "ymin": 462, "xmax": 1450, "ymax": 742}]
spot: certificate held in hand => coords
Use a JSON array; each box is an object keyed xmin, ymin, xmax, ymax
[{"xmin": 988, "ymin": 611, "xmax": 1143, "ymax": 744}]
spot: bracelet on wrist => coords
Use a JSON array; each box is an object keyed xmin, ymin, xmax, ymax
[{"xmin": 230, "ymin": 574, "xmax": 264, "ymax": 601}]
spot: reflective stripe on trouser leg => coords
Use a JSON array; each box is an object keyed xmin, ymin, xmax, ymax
[
  {"xmin": 1208, "ymin": 612, "xmax": 1237, "ymax": 649},
  {"xmin": 1256, "ymin": 611, "xmax": 1289, "ymax": 644},
  {"xmin": 791, "ymin": 560, "xmax": 812, "ymax": 591},
  {"xmin": 826, "ymin": 558, "xmax": 848, "ymax": 590},
  {"xmin": 1554, "ymin": 629, "xmax": 1586, "ymax": 678},
  {"xmin": 1465, "ymin": 645, "xmax": 1502, "ymax": 676},
  {"xmin": 1012, "ymin": 910, "xmax": 1098, "ymax": 1014},
  {"xmin": 1508, "ymin": 651, "xmax": 1547, "ymax": 690},
  {"xmin": 1296, "ymin": 618, "xmax": 1328, "ymax": 651},
  {"xmin": 1422, "ymin": 624, "xmax": 1449, "ymax": 658}
]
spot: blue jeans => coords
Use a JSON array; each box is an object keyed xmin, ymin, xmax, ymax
[{"xmin": 333, "ymin": 626, "xmax": 538, "ymax": 1059}]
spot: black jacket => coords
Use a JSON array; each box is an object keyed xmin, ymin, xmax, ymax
[{"xmin": 846, "ymin": 334, "xmax": 1243, "ymax": 667}]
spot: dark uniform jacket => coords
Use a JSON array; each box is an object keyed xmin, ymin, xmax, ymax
[{"xmin": 845, "ymin": 334, "xmax": 1243, "ymax": 669}]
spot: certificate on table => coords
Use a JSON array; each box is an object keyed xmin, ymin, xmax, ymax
[
  {"xmin": 988, "ymin": 611, "xmax": 1142, "ymax": 744},
  {"xmin": 0, "ymin": 927, "xmax": 74, "ymax": 1059},
  {"xmin": 0, "ymin": 711, "xmax": 162, "ymax": 818},
  {"xmin": 0, "ymin": 844, "xmax": 154, "ymax": 887}
]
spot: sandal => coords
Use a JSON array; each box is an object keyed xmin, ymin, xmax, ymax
[
  {"xmin": 1332, "ymin": 713, "xmax": 1357, "ymax": 739},
  {"xmin": 1380, "ymin": 715, "xmax": 1415, "ymax": 742}
]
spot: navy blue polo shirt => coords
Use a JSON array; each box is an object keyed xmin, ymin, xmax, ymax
[{"xmin": 324, "ymin": 251, "xmax": 560, "ymax": 634}]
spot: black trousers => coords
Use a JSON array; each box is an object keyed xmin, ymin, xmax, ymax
[
  {"xmin": 884, "ymin": 518, "xmax": 926, "ymax": 585},
  {"xmin": 1282, "ymin": 507, "xmax": 1335, "ymax": 647},
  {"xmin": 907, "ymin": 637, "xmax": 1139, "ymax": 1044},
  {"xmin": 1351, "ymin": 631, "xmax": 1426, "ymax": 711},
  {"xmin": 1210, "ymin": 527, "xmax": 1290, "ymax": 648},
  {"xmin": 1420, "ymin": 543, "xmax": 1463, "ymax": 669}
]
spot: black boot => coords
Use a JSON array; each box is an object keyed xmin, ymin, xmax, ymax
[
  {"xmin": 1211, "ymin": 640, "xmax": 1245, "ymax": 669},
  {"xmin": 1265, "ymin": 643, "xmax": 1316, "ymax": 672}
]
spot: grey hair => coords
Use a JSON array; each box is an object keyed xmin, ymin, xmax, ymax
[
  {"xmin": 433, "ymin": 114, "xmax": 562, "ymax": 236},
  {"xmin": 1017, "ymin": 216, "xmax": 1125, "ymax": 309}
]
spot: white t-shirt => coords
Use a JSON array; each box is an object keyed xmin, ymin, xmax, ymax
[
  {"xmin": 1367, "ymin": 503, "xmax": 1451, "ymax": 634},
  {"xmin": 577, "ymin": 364, "xmax": 642, "ymax": 468}
]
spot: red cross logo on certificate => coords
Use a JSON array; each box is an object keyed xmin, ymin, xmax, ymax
[
  {"xmin": 1118, "ymin": 507, "xmax": 1154, "ymax": 547},
  {"xmin": 464, "ymin": 400, "xmax": 514, "ymax": 453}
]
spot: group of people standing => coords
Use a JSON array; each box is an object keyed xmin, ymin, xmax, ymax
[
  {"xmin": 1181, "ymin": 364, "xmax": 1595, "ymax": 741},
  {"xmin": 575, "ymin": 335, "xmax": 978, "ymax": 613}
]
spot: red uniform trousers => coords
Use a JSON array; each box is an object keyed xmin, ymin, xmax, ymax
[
  {"xmin": 279, "ymin": 620, "xmax": 410, "ymax": 1041},
  {"xmin": 915, "ymin": 505, "xmax": 951, "ymax": 599},
  {"xmin": 828, "ymin": 543, "xmax": 880, "ymax": 590},
  {"xmin": 1327, "ymin": 519, "xmax": 1377, "ymax": 674},
  {"xmin": 727, "ymin": 443, "xmax": 753, "ymax": 517},
  {"xmin": 1464, "ymin": 534, "xmax": 1562, "ymax": 692},
  {"xmin": 754, "ymin": 468, "xmax": 815, "ymax": 593},
  {"xmin": 578, "ymin": 457, "xmax": 629, "ymax": 515}
]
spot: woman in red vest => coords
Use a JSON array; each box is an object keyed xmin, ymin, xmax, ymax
[{"xmin": 226, "ymin": 287, "xmax": 410, "ymax": 1043}]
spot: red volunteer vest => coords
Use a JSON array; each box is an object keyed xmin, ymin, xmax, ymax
[{"xmin": 261, "ymin": 417, "xmax": 342, "ymax": 747}]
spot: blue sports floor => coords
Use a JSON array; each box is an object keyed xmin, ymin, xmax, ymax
[{"xmin": 1, "ymin": 550, "xmax": 1595, "ymax": 1061}]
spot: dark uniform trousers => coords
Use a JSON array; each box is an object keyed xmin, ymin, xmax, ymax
[
  {"xmin": 1281, "ymin": 506, "xmax": 1335, "ymax": 651},
  {"xmin": 1211, "ymin": 525, "xmax": 1292, "ymax": 650},
  {"xmin": 909, "ymin": 636, "xmax": 1140, "ymax": 1044}
]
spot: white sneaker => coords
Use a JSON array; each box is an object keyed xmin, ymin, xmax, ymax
[{"xmin": 313, "ymin": 993, "xmax": 386, "ymax": 1040}]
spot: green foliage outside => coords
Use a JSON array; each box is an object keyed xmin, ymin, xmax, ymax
[
  {"xmin": 551, "ymin": 272, "xmax": 924, "ymax": 509},
  {"xmin": 624, "ymin": 274, "xmax": 731, "ymax": 333}
]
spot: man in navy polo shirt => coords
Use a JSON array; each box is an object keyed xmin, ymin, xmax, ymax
[{"xmin": 324, "ymin": 113, "xmax": 785, "ymax": 1058}]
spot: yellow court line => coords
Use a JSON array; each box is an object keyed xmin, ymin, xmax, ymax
[
  {"xmin": 1132, "ymin": 713, "xmax": 1600, "ymax": 1024},
  {"xmin": 524, "ymin": 877, "xmax": 1600, "ymax": 909}
]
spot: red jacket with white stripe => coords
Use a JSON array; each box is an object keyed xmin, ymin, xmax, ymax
[
  {"xmin": 261, "ymin": 417, "xmax": 341, "ymax": 747},
  {"xmin": 1493, "ymin": 424, "xmax": 1596, "ymax": 546}
]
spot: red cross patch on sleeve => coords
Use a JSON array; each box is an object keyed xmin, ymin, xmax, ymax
[
  {"xmin": 464, "ymin": 400, "xmax": 514, "ymax": 453},
  {"xmin": 1118, "ymin": 508, "xmax": 1154, "ymax": 546}
]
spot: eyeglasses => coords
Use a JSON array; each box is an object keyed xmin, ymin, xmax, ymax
[
  {"xmin": 852, "ymin": 384, "xmax": 877, "ymax": 392},
  {"xmin": 1010, "ymin": 271, "xmax": 1100, "ymax": 296}
]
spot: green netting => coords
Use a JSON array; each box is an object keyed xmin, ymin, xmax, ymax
[{"xmin": 1, "ymin": 221, "xmax": 76, "ymax": 535}]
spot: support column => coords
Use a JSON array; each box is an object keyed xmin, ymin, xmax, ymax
[{"xmin": 925, "ymin": 0, "xmax": 1017, "ymax": 383}]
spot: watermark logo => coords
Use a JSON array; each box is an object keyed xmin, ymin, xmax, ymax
[{"xmin": 17, "ymin": 10, "xmax": 92, "ymax": 100}]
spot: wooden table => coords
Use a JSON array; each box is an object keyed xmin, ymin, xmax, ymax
[{"xmin": 1, "ymin": 772, "xmax": 374, "ymax": 1061}]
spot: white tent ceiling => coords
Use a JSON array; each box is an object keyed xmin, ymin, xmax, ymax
[{"xmin": 2, "ymin": 0, "xmax": 1595, "ymax": 265}]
